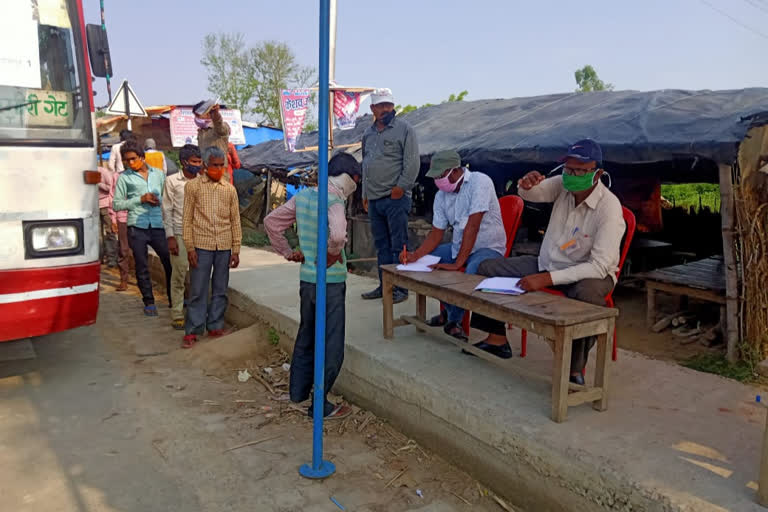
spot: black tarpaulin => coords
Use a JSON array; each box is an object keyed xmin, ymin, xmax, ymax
[{"xmin": 240, "ymin": 88, "xmax": 768, "ymax": 171}]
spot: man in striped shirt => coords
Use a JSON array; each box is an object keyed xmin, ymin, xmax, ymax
[
  {"xmin": 181, "ymin": 147, "xmax": 242, "ymax": 348},
  {"xmin": 264, "ymin": 152, "xmax": 360, "ymax": 420}
]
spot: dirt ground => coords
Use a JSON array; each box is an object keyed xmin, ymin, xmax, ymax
[{"xmin": 2, "ymin": 269, "xmax": 514, "ymax": 511}]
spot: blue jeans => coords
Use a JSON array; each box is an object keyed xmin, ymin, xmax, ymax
[
  {"xmin": 185, "ymin": 248, "xmax": 231, "ymax": 335},
  {"xmin": 368, "ymin": 196, "xmax": 411, "ymax": 290},
  {"xmin": 430, "ymin": 243, "xmax": 503, "ymax": 324}
]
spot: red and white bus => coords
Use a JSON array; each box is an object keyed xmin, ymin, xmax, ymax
[{"xmin": 0, "ymin": 0, "xmax": 100, "ymax": 342}]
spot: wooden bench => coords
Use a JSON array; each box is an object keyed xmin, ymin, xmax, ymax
[
  {"xmin": 380, "ymin": 265, "xmax": 619, "ymax": 423},
  {"xmin": 637, "ymin": 256, "xmax": 726, "ymax": 331}
]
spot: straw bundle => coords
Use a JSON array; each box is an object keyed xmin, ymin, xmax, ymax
[{"xmin": 736, "ymin": 125, "xmax": 768, "ymax": 357}]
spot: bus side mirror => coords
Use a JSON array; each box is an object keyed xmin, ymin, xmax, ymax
[{"xmin": 86, "ymin": 24, "xmax": 113, "ymax": 78}]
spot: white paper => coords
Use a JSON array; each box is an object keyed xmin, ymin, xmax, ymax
[
  {"xmin": 0, "ymin": 4, "xmax": 41, "ymax": 89},
  {"xmin": 475, "ymin": 277, "xmax": 526, "ymax": 295},
  {"xmin": 396, "ymin": 254, "xmax": 441, "ymax": 272}
]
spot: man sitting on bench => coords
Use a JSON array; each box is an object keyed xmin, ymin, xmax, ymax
[
  {"xmin": 469, "ymin": 139, "xmax": 625, "ymax": 384},
  {"xmin": 401, "ymin": 150, "xmax": 507, "ymax": 341}
]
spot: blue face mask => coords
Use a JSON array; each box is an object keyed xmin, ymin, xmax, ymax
[{"xmin": 184, "ymin": 164, "xmax": 202, "ymax": 175}]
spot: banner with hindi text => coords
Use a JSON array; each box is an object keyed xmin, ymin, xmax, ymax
[{"xmin": 279, "ymin": 89, "xmax": 311, "ymax": 152}]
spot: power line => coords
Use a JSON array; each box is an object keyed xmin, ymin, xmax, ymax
[
  {"xmin": 699, "ymin": 0, "xmax": 768, "ymax": 40},
  {"xmin": 743, "ymin": 0, "xmax": 768, "ymax": 15}
]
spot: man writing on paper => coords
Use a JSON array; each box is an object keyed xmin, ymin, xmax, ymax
[
  {"xmin": 470, "ymin": 139, "xmax": 625, "ymax": 382},
  {"xmin": 401, "ymin": 150, "xmax": 506, "ymax": 341}
]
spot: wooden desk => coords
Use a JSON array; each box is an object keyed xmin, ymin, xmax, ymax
[
  {"xmin": 380, "ymin": 265, "xmax": 618, "ymax": 423},
  {"xmin": 637, "ymin": 257, "xmax": 726, "ymax": 329}
]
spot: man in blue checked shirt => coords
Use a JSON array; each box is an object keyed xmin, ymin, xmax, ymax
[{"xmin": 113, "ymin": 139, "xmax": 172, "ymax": 316}]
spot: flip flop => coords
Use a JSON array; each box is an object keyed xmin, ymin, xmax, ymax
[
  {"xmin": 325, "ymin": 404, "xmax": 352, "ymax": 420},
  {"xmin": 181, "ymin": 334, "xmax": 197, "ymax": 349},
  {"xmin": 426, "ymin": 313, "xmax": 446, "ymax": 327},
  {"xmin": 443, "ymin": 322, "xmax": 468, "ymax": 341},
  {"xmin": 171, "ymin": 319, "xmax": 184, "ymax": 330},
  {"xmin": 143, "ymin": 305, "xmax": 158, "ymax": 317}
]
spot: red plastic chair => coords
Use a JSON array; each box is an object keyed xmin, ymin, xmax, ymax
[
  {"xmin": 519, "ymin": 206, "xmax": 636, "ymax": 362},
  {"xmin": 442, "ymin": 195, "xmax": 525, "ymax": 333}
]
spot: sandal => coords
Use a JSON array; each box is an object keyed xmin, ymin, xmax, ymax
[
  {"xmin": 443, "ymin": 322, "xmax": 468, "ymax": 341},
  {"xmin": 325, "ymin": 404, "xmax": 352, "ymax": 420},
  {"xmin": 143, "ymin": 305, "xmax": 158, "ymax": 317},
  {"xmin": 181, "ymin": 334, "xmax": 197, "ymax": 349},
  {"xmin": 426, "ymin": 313, "xmax": 446, "ymax": 327},
  {"xmin": 171, "ymin": 319, "xmax": 184, "ymax": 330}
]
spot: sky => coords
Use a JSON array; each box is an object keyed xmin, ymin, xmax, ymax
[{"xmin": 83, "ymin": 0, "xmax": 768, "ymax": 117}]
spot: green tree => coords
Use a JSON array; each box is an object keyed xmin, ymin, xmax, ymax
[
  {"xmin": 396, "ymin": 90, "xmax": 468, "ymax": 115},
  {"xmin": 574, "ymin": 65, "xmax": 614, "ymax": 92},
  {"xmin": 201, "ymin": 34, "xmax": 316, "ymax": 128}
]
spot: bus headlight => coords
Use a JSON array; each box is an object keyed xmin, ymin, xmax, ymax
[
  {"xmin": 23, "ymin": 220, "xmax": 84, "ymax": 258},
  {"xmin": 32, "ymin": 226, "xmax": 78, "ymax": 251}
]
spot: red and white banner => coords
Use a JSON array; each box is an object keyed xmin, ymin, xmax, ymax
[
  {"xmin": 169, "ymin": 107, "xmax": 246, "ymax": 147},
  {"xmin": 279, "ymin": 89, "xmax": 311, "ymax": 152},
  {"xmin": 333, "ymin": 91, "xmax": 369, "ymax": 130}
]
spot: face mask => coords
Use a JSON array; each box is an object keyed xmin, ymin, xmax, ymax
[
  {"xmin": 377, "ymin": 110, "xmax": 396, "ymax": 125},
  {"xmin": 206, "ymin": 167, "xmax": 225, "ymax": 181},
  {"xmin": 128, "ymin": 159, "xmax": 144, "ymax": 171},
  {"xmin": 562, "ymin": 171, "xmax": 597, "ymax": 192},
  {"xmin": 184, "ymin": 164, "xmax": 202, "ymax": 175},
  {"xmin": 329, "ymin": 173, "xmax": 357, "ymax": 198},
  {"xmin": 195, "ymin": 117, "xmax": 212, "ymax": 129},
  {"xmin": 434, "ymin": 168, "xmax": 462, "ymax": 193}
]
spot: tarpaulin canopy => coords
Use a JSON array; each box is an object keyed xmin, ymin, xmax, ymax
[{"xmin": 240, "ymin": 88, "xmax": 768, "ymax": 171}]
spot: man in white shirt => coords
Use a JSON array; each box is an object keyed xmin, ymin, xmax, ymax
[
  {"xmin": 470, "ymin": 139, "xmax": 625, "ymax": 384},
  {"xmin": 401, "ymin": 150, "xmax": 506, "ymax": 341},
  {"xmin": 162, "ymin": 144, "xmax": 202, "ymax": 329},
  {"xmin": 108, "ymin": 129, "xmax": 132, "ymax": 173}
]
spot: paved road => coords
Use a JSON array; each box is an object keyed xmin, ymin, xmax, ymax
[{"xmin": 0, "ymin": 274, "xmax": 486, "ymax": 512}]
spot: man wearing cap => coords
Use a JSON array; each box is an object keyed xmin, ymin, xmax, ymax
[
  {"xmin": 360, "ymin": 88, "xmax": 420, "ymax": 304},
  {"xmin": 263, "ymin": 152, "xmax": 361, "ymax": 420},
  {"xmin": 401, "ymin": 150, "xmax": 506, "ymax": 340},
  {"xmin": 469, "ymin": 140, "xmax": 625, "ymax": 384}
]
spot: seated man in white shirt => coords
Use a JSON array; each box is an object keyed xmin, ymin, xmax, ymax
[{"xmin": 469, "ymin": 139, "xmax": 625, "ymax": 384}]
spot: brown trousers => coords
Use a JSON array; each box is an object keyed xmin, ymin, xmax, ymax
[{"xmin": 117, "ymin": 221, "xmax": 131, "ymax": 281}]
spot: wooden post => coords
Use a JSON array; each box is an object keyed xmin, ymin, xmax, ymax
[
  {"xmin": 551, "ymin": 326, "xmax": 573, "ymax": 423},
  {"xmin": 416, "ymin": 294, "xmax": 427, "ymax": 321},
  {"xmin": 592, "ymin": 318, "xmax": 613, "ymax": 412},
  {"xmin": 646, "ymin": 285, "xmax": 657, "ymax": 328},
  {"xmin": 265, "ymin": 170, "xmax": 272, "ymax": 216},
  {"xmin": 382, "ymin": 271, "xmax": 394, "ymax": 339},
  {"xmin": 719, "ymin": 164, "xmax": 740, "ymax": 362}
]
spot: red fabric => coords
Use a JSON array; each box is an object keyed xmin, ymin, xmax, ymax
[{"xmin": 227, "ymin": 143, "xmax": 241, "ymax": 184}]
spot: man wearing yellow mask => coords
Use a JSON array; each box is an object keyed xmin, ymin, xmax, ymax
[
  {"xmin": 469, "ymin": 139, "xmax": 625, "ymax": 384},
  {"xmin": 113, "ymin": 140, "xmax": 173, "ymax": 317},
  {"xmin": 181, "ymin": 147, "xmax": 242, "ymax": 348}
]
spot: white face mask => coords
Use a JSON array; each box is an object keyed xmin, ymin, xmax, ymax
[{"xmin": 329, "ymin": 173, "xmax": 357, "ymax": 198}]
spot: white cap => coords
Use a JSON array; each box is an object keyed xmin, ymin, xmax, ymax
[{"xmin": 370, "ymin": 88, "xmax": 395, "ymax": 105}]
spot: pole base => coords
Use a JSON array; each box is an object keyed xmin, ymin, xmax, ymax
[{"xmin": 299, "ymin": 460, "xmax": 336, "ymax": 479}]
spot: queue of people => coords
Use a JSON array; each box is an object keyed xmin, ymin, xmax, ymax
[{"xmin": 98, "ymin": 100, "xmax": 243, "ymax": 348}]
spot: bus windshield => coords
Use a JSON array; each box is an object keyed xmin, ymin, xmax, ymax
[{"xmin": 0, "ymin": 0, "xmax": 93, "ymax": 146}]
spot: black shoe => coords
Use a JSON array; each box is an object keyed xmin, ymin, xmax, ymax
[
  {"xmin": 393, "ymin": 289, "xmax": 409, "ymax": 304},
  {"xmin": 443, "ymin": 322, "xmax": 468, "ymax": 341},
  {"xmin": 361, "ymin": 287, "xmax": 383, "ymax": 300},
  {"xmin": 426, "ymin": 313, "xmax": 447, "ymax": 327},
  {"xmin": 569, "ymin": 374, "xmax": 585, "ymax": 386},
  {"xmin": 464, "ymin": 341, "xmax": 512, "ymax": 359}
]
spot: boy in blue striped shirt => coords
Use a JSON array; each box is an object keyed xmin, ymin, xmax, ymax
[{"xmin": 264, "ymin": 153, "xmax": 360, "ymax": 419}]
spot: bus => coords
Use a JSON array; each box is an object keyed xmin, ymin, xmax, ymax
[{"xmin": 0, "ymin": 0, "xmax": 100, "ymax": 342}]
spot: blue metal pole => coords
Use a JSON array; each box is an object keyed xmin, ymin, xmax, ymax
[{"xmin": 299, "ymin": 0, "xmax": 334, "ymax": 480}]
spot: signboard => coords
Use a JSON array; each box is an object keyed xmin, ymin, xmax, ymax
[
  {"xmin": 38, "ymin": 0, "xmax": 72, "ymax": 28},
  {"xmin": 25, "ymin": 89, "xmax": 73, "ymax": 127},
  {"xmin": 279, "ymin": 89, "xmax": 311, "ymax": 152},
  {"xmin": 106, "ymin": 80, "xmax": 147, "ymax": 117},
  {"xmin": 1, "ymin": 3, "xmax": 42, "ymax": 89},
  {"xmin": 169, "ymin": 107, "xmax": 246, "ymax": 147},
  {"xmin": 333, "ymin": 91, "xmax": 369, "ymax": 130}
]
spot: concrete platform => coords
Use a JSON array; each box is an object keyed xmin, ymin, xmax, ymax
[{"xmin": 163, "ymin": 247, "xmax": 767, "ymax": 511}]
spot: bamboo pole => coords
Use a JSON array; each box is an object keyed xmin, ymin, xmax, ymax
[{"xmin": 719, "ymin": 163, "xmax": 740, "ymax": 362}]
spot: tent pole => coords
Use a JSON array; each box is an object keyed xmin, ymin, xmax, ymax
[
  {"xmin": 719, "ymin": 163, "xmax": 739, "ymax": 362},
  {"xmin": 299, "ymin": 0, "xmax": 334, "ymax": 479}
]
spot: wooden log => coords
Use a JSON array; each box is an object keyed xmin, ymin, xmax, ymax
[
  {"xmin": 719, "ymin": 163, "xmax": 740, "ymax": 362},
  {"xmin": 652, "ymin": 312, "xmax": 679, "ymax": 333}
]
